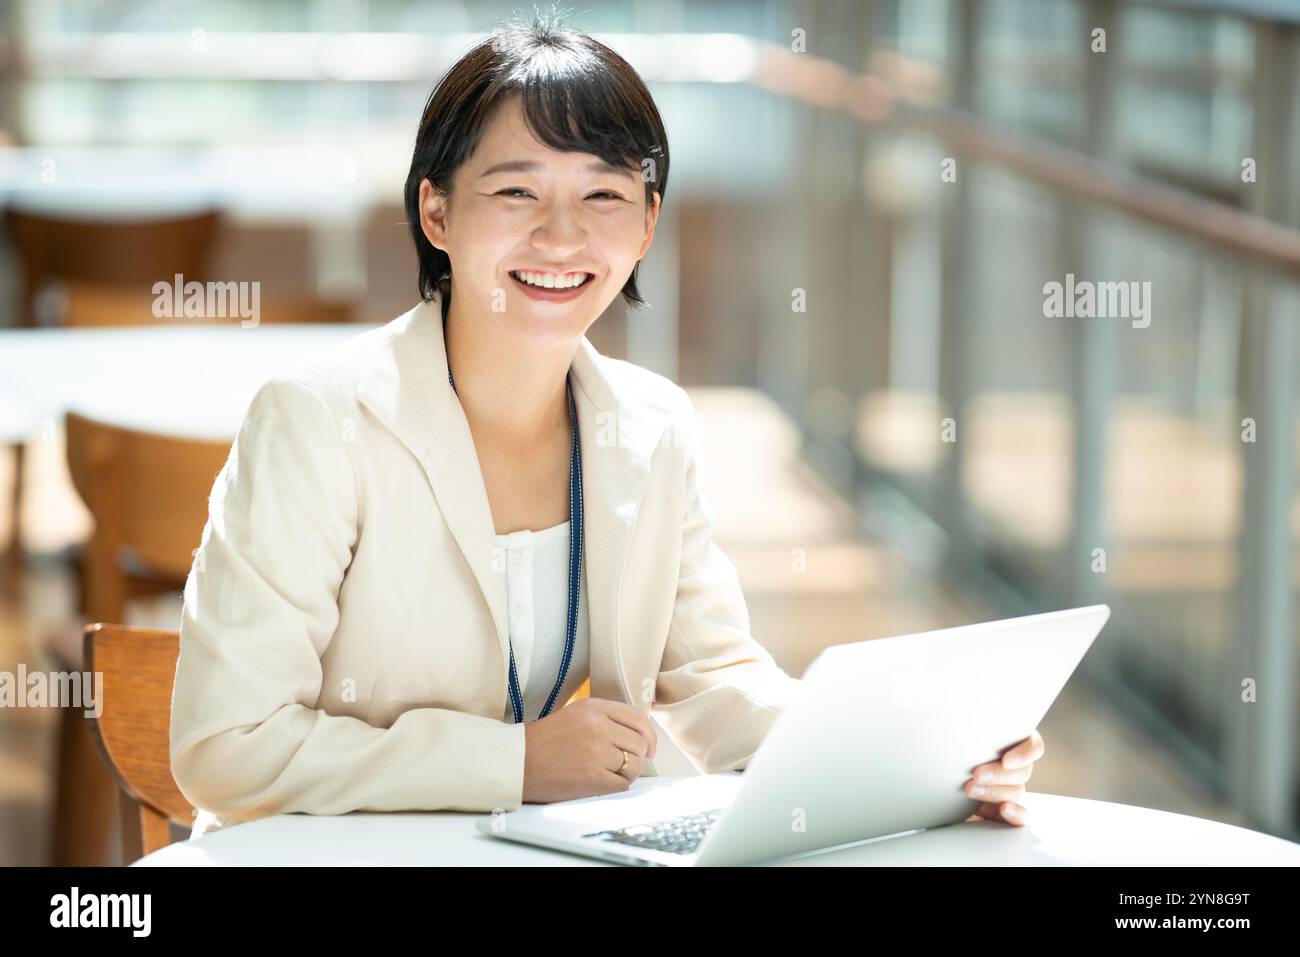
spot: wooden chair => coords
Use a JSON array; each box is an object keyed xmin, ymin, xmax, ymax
[
  {"xmin": 19, "ymin": 281, "xmax": 349, "ymax": 594},
  {"xmin": 54, "ymin": 413, "xmax": 231, "ymax": 866},
  {"xmin": 83, "ymin": 623, "xmax": 193, "ymax": 862},
  {"xmin": 0, "ymin": 208, "xmax": 221, "ymax": 585},
  {"xmin": 83, "ymin": 624, "xmax": 587, "ymax": 864},
  {"xmin": 64, "ymin": 412, "xmax": 232, "ymax": 624},
  {"xmin": 2, "ymin": 208, "xmax": 221, "ymax": 329},
  {"xmin": 63, "ymin": 280, "xmax": 357, "ymax": 327}
]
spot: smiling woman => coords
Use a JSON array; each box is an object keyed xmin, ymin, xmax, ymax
[
  {"xmin": 402, "ymin": 17, "xmax": 669, "ymax": 320},
  {"xmin": 169, "ymin": 9, "xmax": 809, "ymax": 838}
]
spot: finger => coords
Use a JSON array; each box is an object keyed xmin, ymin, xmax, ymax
[
  {"xmin": 1001, "ymin": 729, "xmax": 1045, "ymax": 769},
  {"xmin": 608, "ymin": 742, "xmax": 643, "ymax": 781},
  {"xmin": 599, "ymin": 769, "xmax": 632, "ymax": 793},
  {"xmin": 607, "ymin": 723, "xmax": 651, "ymax": 762},
  {"xmin": 970, "ymin": 738, "xmax": 1042, "ymax": 778},
  {"xmin": 974, "ymin": 801, "xmax": 1027, "ymax": 825},
  {"xmin": 602, "ymin": 704, "xmax": 658, "ymax": 760},
  {"xmin": 998, "ymin": 801, "xmax": 1027, "ymax": 826},
  {"xmin": 597, "ymin": 699, "xmax": 654, "ymax": 748},
  {"xmin": 970, "ymin": 762, "xmax": 1034, "ymax": 786},
  {"xmin": 965, "ymin": 779, "xmax": 1025, "ymax": 804}
]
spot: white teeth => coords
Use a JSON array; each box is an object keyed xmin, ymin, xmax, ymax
[{"xmin": 513, "ymin": 270, "xmax": 589, "ymax": 289}]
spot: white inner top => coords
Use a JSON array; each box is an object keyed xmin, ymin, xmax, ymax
[{"xmin": 496, "ymin": 519, "xmax": 591, "ymax": 723}]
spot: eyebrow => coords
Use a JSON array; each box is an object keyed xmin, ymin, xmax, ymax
[{"xmin": 477, "ymin": 158, "xmax": 638, "ymax": 182}]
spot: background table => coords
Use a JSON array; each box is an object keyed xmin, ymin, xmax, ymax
[
  {"xmin": 0, "ymin": 323, "xmax": 382, "ymax": 442},
  {"xmin": 132, "ymin": 780, "xmax": 1300, "ymax": 866}
]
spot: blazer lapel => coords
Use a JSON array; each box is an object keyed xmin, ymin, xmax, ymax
[
  {"xmin": 569, "ymin": 332, "xmax": 669, "ymax": 710},
  {"xmin": 355, "ymin": 293, "xmax": 668, "ymax": 714}
]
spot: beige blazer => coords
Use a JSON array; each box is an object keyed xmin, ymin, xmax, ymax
[{"xmin": 170, "ymin": 291, "xmax": 803, "ymax": 834}]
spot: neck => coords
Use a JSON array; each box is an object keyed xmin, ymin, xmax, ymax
[{"xmin": 442, "ymin": 292, "xmax": 576, "ymax": 444}]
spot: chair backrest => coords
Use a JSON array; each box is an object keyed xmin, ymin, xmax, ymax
[
  {"xmin": 64, "ymin": 412, "xmax": 232, "ymax": 623},
  {"xmin": 64, "ymin": 280, "xmax": 224, "ymax": 327},
  {"xmin": 3, "ymin": 208, "xmax": 221, "ymax": 327},
  {"xmin": 83, "ymin": 623, "xmax": 193, "ymax": 861},
  {"xmin": 63, "ymin": 279, "xmax": 356, "ymax": 327},
  {"xmin": 85, "ymin": 621, "xmax": 576, "ymax": 863}
]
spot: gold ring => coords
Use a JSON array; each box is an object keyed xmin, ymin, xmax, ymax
[{"xmin": 618, "ymin": 749, "xmax": 630, "ymax": 773}]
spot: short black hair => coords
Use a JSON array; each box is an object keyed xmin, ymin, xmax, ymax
[{"xmin": 403, "ymin": 7, "xmax": 670, "ymax": 318}]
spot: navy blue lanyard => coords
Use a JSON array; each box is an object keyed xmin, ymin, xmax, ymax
[{"xmin": 446, "ymin": 363, "xmax": 582, "ymax": 724}]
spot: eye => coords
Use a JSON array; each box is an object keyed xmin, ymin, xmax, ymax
[
  {"xmin": 496, "ymin": 188, "xmax": 534, "ymax": 198},
  {"xmin": 588, "ymin": 191, "xmax": 624, "ymax": 201}
]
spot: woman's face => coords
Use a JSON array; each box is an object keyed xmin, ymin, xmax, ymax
[{"xmin": 419, "ymin": 94, "xmax": 661, "ymax": 349}]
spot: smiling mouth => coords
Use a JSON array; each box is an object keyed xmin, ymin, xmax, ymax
[{"xmin": 509, "ymin": 270, "xmax": 594, "ymax": 290}]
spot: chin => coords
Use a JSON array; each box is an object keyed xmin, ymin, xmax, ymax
[{"xmin": 505, "ymin": 307, "xmax": 596, "ymax": 348}]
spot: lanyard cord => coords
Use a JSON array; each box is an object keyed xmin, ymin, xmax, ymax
[{"xmin": 445, "ymin": 359, "xmax": 582, "ymax": 724}]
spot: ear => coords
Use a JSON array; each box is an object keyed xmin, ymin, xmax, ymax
[
  {"xmin": 637, "ymin": 191, "xmax": 662, "ymax": 260},
  {"xmin": 418, "ymin": 178, "xmax": 450, "ymax": 252}
]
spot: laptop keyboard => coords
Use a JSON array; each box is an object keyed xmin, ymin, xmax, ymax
[{"xmin": 584, "ymin": 808, "xmax": 725, "ymax": 856}]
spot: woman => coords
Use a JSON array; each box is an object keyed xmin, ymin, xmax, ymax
[{"xmin": 170, "ymin": 14, "xmax": 1042, "ymax": 838}]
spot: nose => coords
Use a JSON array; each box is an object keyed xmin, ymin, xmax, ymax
[{"xmin": 529, "ymin": 199, "xmax": 588, "ymax": 258}]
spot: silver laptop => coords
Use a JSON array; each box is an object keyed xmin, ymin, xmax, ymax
[{"xmin": 476, "ymin": 603, "xmax": 1110, "ymax": 866}]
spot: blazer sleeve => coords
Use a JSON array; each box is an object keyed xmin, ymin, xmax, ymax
[
  {"xmin": 650, "ymin": 387, "xmax": 804, "ymax": 774},
  {"xmin": 169, "ymin": 375, "xmax": 526, "ymax": 822}
]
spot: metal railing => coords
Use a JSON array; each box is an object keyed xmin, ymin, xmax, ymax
[{"xmin": 752, "ymin": 0, "xmax": 1297, "ymax": 838}]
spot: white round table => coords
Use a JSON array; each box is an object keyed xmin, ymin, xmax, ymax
[
  {"xmin": 0, "ymin": 323, "xmax": 382, "ymax": 442},
  {"xmin": 131, "ymin": 783, "xmax": 1300, "ymax": 866}
]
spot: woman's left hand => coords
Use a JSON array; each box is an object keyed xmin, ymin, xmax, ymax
[{"xmin": 963, "ymin": 728, "xmax": 1044, "ymax": 826}]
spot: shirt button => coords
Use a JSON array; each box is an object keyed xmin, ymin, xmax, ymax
[
  {"xmin": 510, "ymin": 552, "xmax": 522, "ymax": 566},
  {"xmin": 513, "ymin": 603, "xmax": 526, "ymax": 618}
]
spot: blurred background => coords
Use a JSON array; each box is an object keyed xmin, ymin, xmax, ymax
[{"xmin": 0, "ymin": 0, "xmax": 1297, "ymax": 865}]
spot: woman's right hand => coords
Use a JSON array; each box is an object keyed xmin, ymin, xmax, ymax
[{"xmin": 522, "ymin": 698, "xmax": 658, "ymax": 804}]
